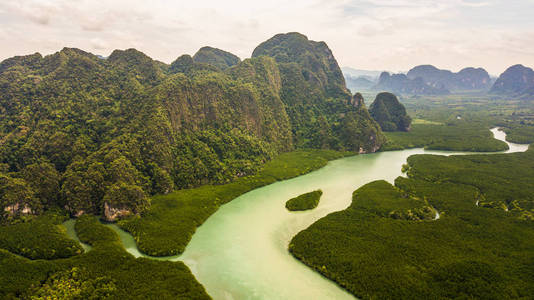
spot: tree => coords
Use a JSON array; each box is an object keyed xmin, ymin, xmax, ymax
[
  {"xmin": 149, "ymin": 164, "xmax": 174, "ymax": 194},
  {"xmin": 103, "ymin": 182, "xmax": 148, "ymax": 213},
  {"xmin": 0, "ymin": 174, "xmax": 39, "ymax": 218},
  {"xmin": 61, "ymin": 159, "xmax": 105, "ymax": 215},
  {"xmin": 21, "ymin": 161, "xmax": 60, "ymax": 207}
]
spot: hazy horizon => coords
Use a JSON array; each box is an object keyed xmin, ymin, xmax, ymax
[{"xmin": 1, "ymin": 0, "xmax": 533, "ymax": 75}]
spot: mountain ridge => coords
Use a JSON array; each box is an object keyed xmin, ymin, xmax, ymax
[
  {"xmin": 0, "ymin": 33, "xmax": 384, "ymax": 221},
  {"xmin": 407, "ymin": 64, "xmax": 491, "ymax": 91},
  {"xmin": 373, "ymin": 71, "xmax": 450, "ymax": 95}
]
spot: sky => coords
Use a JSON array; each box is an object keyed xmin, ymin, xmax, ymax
[{"xmin": 0, "ymin": 0, "xmax": 533, "ymax": 75}]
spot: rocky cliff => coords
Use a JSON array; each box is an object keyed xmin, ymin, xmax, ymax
[{"xmin": 253, "ymin": 32, "xmax": 385, "ymax": 152}]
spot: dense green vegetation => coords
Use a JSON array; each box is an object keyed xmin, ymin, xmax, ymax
[
  {"xmin": 192, "ymin": 46, "xmax": 241, "ymax": 70},
  {"xmin": 30, "ymin": 267, "xmax": 117, "ymax": 299},
  {"xmin": 397, "ymin": 92, "xmax": 534, "ymax": 140},
  {"xmin": 0, "ymin": 32, "xmax": 384, "ymax": 298},
  {"xmin": 502, "ymin": 124, "xmax": 534, "ymax": 144},
  {"xmin": 382, "ymin": 123, "xmax": 509, "ymax": 151},
  {"xmin": 0, "ymin": 33, "xmax": 382, "ymax": 222},
  {"xmin": 290, "ymin": 146, "xmax": 534, "ymax": 299},
  {"xmin": 0, "ymin": 48, "xmax": 290, "ymax": 221},
  {"xmin": 285, "ymin": 190, "xmax": 322, "ymax": 211},
  {"xmin": 369, "ymin": 92, "xmax": 412, "ymax": 131},
  {"xmin": 357, "ymin": 92, "xmax": 532, "ymax": 152},
  {"xmin": 120, "ymin": 149, "xmax": 352, "ymax": 256},
  {"xmin": 404, "ymin": 149, "xmax": 534, "ymax": 218},
  {"xmin": 0, "ymin": 213, "xmax": 82, "ymax": 259},
  {"xmin": 349, "ymin": 181, "xmax": 435, "ymax": 220},
  {"xmin": 0, "ymin": 214, "xmax": 209, "ymax": 299},
  {"xmin": 2, "ymin": 32, "xmax": 532, "ymax": 298}
]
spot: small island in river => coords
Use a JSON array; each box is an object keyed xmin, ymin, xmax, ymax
[{"xmin": 286, "ymin": 190, "xmax": 323, "ymax": 211}]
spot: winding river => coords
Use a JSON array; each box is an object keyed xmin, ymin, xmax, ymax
[{"xmin": 65, "ymin": 128, "xmax": 528, "ymax": 300}]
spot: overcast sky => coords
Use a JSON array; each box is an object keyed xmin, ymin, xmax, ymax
[{"xmin": 1, "ymin": 0, "xmax": 533, "ymax": 75}]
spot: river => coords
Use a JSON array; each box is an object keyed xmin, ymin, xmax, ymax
[{"xmin": 65, "ymin": 128, "xmax": 528, "ymax": 300}]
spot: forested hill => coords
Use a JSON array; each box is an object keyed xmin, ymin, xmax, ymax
[
  {"xmin": 252, "ymin": 32, "xmax": 384, "ymax": 150},
  {"xmin": 192, "ymin": 46, "xmax": 241, "ymax": 70},
  {"xmin": 0, "ymin": 33, "xmax": 384, "ymax": 221},
  {"xmin": 369, "ymin": 92, "xmax": 412, "ymax": 132}
]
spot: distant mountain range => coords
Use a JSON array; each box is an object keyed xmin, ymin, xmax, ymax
[
  {"xmin": 345, "ymin": 75, "xmax": 375, "ymax": 92},
  {"xmin": 341, "ymin": 67, "xmax": 384, "ymax": 79},
  {"xmin": 407, "ymin": 65, "xmax": 492, "ymax": 91},
  {"xmin": 490, "ymin": 64, "xmax": 534, "ymax": 99},
  {"xmin": 373, "ymin": 72, "xmax": 449, "ymax": 95},
  {"xmin": 343, "ymin": 64, "xmax": 534, "ymax": 99},
  {"xmin": 343, "ymin": 65, "xmax": 492, "ymax": 95}
]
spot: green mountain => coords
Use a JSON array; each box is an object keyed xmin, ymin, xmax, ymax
[
  {"xmin": 252, "ymin": 32, "xmax": 384, "ymax": 151},
  {"xmin": 0, "ymin": 33, "xmax": 383, "ymax": 221},
  {"xmin": 369, "ymin": 92, "xmax": 412, "ymax": 131},
  {"xmin": 192, "ymin": 46, "xmax": 241, "ymax": 70}
]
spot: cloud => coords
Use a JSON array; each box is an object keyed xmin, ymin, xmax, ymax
[
  {"xmin": 459, "ymin": 0, "xmax": 491, "ymax": 7},
  {"xmin": 0, "ymin": 0, "xmax": 533, "ymax": 74},
  {"xmin": 1, "ymin": 1, "xmax": 59, "ymax": 25},
  {"xmin": 89, "ymin": 38, "xmax": 107, "ymax": 50}
]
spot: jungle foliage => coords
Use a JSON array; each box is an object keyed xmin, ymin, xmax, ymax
[
  {"xmin": 502, "ymin": 124, "xmax": 534, "ymax": 144},
  {"xmin": 382, "ymin": 123, "xmax": 509, "ymax": 151},
  {"xmin": 392, "ymin": 91, "xmax": 534, "ymax": 146},
  {"xmin": 285, "ymin": 190, "xmax": 322, "ymax": 211},
  {"xmin": 290, "ymin": 146, "xmax": 534, "ymax": 299},
  {"xmin": 0, "ymin": 212, "xmax": 82, "ymax": 260},
  {"xmin": 0, "ymin": 214, "xmax": 209, "ymax": 299}
]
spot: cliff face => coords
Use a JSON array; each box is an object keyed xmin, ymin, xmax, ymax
[
  {"xmin": 490, "ymin": 64, "xmax": 534, "ymax": 99},
  {"xmin": 0, "ymin": 33, "xmax": 385, "ymax": 221},
  {"xmin": 369, "ymin": 92, "xmax": 412, "ymax": 132},
  {"xmin": 253, "ymin": 32, "xmax": 384, "ymax": 152},
  {"xmin": 253, "ymin": 32, "xmax": 349, "ymax": 99}
]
